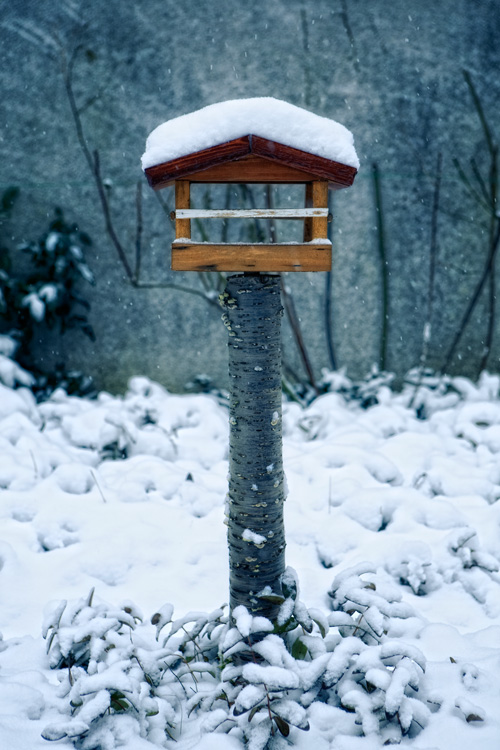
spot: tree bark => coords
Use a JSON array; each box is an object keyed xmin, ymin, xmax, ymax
[{"xmin": 220, "ymin": 273, "xmax": 286, "ymax": 621}]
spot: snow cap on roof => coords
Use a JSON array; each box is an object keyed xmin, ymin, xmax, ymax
[{"xmin": 142, "ymin": 97, "xmax": 359, "ymax": 171}]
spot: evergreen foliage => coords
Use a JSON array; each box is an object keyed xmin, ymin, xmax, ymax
[
  {"xmin": 42, "ymin": 567, "xmax": 440, "ymax": 749},
  {"xmin": 0, "ymin": 193, "xmax": 95, "ymax": 396}
]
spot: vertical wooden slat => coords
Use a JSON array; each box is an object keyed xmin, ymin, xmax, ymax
[
  {"xmin": 303, "ymin": 183, "xmax": 313, "ymax": 242},
  {"xmin": 311, "ymin": 181, "xmax": 328, "ymax": 240},
  {"xmin": 175, "ymin": 181, "xmax": 191, "ymax": 239}
]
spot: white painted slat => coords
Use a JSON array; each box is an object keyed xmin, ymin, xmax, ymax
[
  {"xmin": 175, "ymin": 208, "xmax": 329, "ymax": 219},
  {"xmin": 172, "ymin": 239, "xmax": 332, "ymax": 247}
]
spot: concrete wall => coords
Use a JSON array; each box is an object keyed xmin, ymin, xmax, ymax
[{"xmin": 1, "ymin": 0, "xmax": 499, "ymax": 392}]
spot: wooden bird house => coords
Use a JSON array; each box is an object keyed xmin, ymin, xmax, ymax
[{"xmin": 143, "ymin": 100, "xmax": 358, "ymax": 273}]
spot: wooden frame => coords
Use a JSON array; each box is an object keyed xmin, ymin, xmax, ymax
[
  {"xmin": 170, "ymin": 178, "xmax": 333, "ymax": 271},
  {"xmin": 144, "ymin": 134, "xmax": 357, "ymax": 273},
  {"xmin": 171, "ymin": 241, "xmax": 331, "ymax": 272}
]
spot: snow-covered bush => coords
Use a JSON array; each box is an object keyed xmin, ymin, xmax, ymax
[
  {"xmin": 42, "ymin": 589, "xmax": 178, "ymax": 747},
  {"xmin": 327, "ymin": 564, "xmax": 431, "ymax": 741},
  {"xmin": 0, "ymin": 199, "xmax": 95, "ymax": 396},
  {"xmin": 42, "ymin": 567, "xmax": 438, "ymax": 748}
]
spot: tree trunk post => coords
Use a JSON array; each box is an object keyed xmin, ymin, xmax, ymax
[{"xmin": 220, "ymin": 273, "xmax": 286, "ymax": 622}]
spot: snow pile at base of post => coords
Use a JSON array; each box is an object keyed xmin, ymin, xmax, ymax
[{"xmin": 142, "ymin": 97, "xmax": 359, "ymax": 170}]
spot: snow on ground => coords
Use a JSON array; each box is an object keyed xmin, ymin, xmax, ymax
[{"xmin": 0, "ymin": 358, "xmax": 499, "ymax": 749}]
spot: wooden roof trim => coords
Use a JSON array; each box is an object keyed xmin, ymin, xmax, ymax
[
  {"xmin": 145, "ymin": 137, "xmax": 251, "ymax": 190},
  {"xmin": 144, "ymin": 135, "xmax": 357, "ymax": 190},
  {"xmin": 251, "ymin": 135, "xmax": 357, "ymax": 188}
]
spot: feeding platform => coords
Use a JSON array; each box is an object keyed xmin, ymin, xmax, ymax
[{"xmin": 142, "ymin": 98, "xmax": 358, "ymax": 273}]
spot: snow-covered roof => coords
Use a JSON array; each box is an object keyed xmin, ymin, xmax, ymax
[{"xmin": 141, "ymin": 97, "xmax": 359, "ymax": 171}]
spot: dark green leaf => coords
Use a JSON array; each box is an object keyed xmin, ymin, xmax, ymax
[
  {"xmin": 274, "ymin": 716, "xmax": 290, "ymax": 737},
  {"xmin": 291, "ymin": 638, "xmax": 308, "ymax": 660},
  {"xmin": 248, "ymin": 704, "xmax": 264, "ymax": 722},
  {"xmin": 110, "ymin": 691, "xmax": 130, "ymax": 712},
  {"xmin": 281, "ymin": 573, "xmax": 297, "ymax": 601},
  {"xmin": 258, "ymin": 594, "xmax": 285, "ymax": 605},
  {"xmin": 312, "ymin": 617, "xmax": 327, "ymax": 639}
]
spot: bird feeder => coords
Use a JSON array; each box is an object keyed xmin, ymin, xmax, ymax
[
  {"xmin": 143, "ymin": 100, "xmax": 357, "ymax": 273},
  {"xmin": 143, "ymin": 99, "xmax": 358, "ymax": 621}
]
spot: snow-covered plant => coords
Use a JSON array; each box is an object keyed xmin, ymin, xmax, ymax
[
  {"xmin": 42, "ymin": 567, "xmax": 437, "ymax": 748},
  {"xmin": 327, "ymin": 564, "xmax": 432, "ymax": 741},
  {"xmin": 328, "ymin": 562, "xmax": 415, "ymax": 643},
  {"xmin": 175, "ymin": 568, "xmax": 319, "ymax": 749},
  {"xmin": 448, "ymin": 527, "xmax": 499, "ymax": 574},
  {"xmin": 42, "ymin": 589, "xmax": 178, "ymax": 747},
  {"xmin": 320, "ymin": 367, "xmax": 395, "ymax": 410},
  {"xmin": 0, "ymin": 201, "xmax": 95, "ymax": 395}
]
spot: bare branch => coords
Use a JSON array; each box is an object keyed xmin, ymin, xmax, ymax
[
  {"xmin": 463, "ymin": 69, "xmax": 496, "ymax": 157},
  {"xmin": 409, "ymin": 152, "xmax": 442, "ymax": 408},
  {"xmin": 134, "ymin": 181, "xmax": 143, "ymax": 283},
  {"xmin": 280, "ymin": 277, "xmax": 318, "ymax": 393},
  {"xmin": 372, "ymin": 162, "xmax": 389, "ymax": 371},
  {"xmin": 441, "ymin": 219, "xmax": 500, "ymax": 372},
  {"xmin": 93, "ymin": 150, "xmax": 135, "ymax": 283}
]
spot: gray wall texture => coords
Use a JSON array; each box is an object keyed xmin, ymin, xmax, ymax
[{"xmin": 1, "ymin": 0, "xmax": 499, "ymax": 393}]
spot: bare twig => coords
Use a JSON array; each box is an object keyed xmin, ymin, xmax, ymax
[
  {"xmin": 300, "ymin": 8, "xmax": 312, "ymax": 106},
  {"xmin": 134, "ymin": 181, "xmax": 143, "ymax": 283},
  {"xmin": 154, "ymin": 190, "xmax": 173, "ymax": 219},
  {"xmin": 91, "ymin": 470, "xmax": 107, "ymax": 503},
  {"xmin": 372, "ymin": 162, "xmax": 389, "ymax": 371},
  {"xmin": 409, "ymin": 152, "xmax": 442, "ymax": 408},
  {"xmin": 442, "ymin": 71, "xmax": 499, "ymax": 374},
  {"xmin": 463, "ymin": 70, "xmax": 495, "ymax": 157},
  {"xmin": 92, "ymin": 150, "xmax": 135, "ymax": 282},
  {"xmin": 280, "ymin": 278, "xmax": 318, "ymax": 393},
  {"xmin": 441, "ymin": 220, "xmax": 500, "ymax": 373}
]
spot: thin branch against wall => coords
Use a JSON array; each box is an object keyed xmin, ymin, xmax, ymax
[
  {"xmin": 135, "ymin": 181, "xmax": 143, "ymax": 283},
  {"xmin": 372, "ymin": 162, "xmax": 389, "ymax": 371},
  {"xmin": 300, "ymin": 8, "xmax": 312, "ymax": 107},
  {"xmin": 441, "ymin": 70, "xmax": 499, "ymax": 374},
  {"xmin": 409, "ymin": 152, "xmax": 442, "ymax": 409},
  {"xmin": 441, "ymin": 222, "xmax": 500, "ymax": 373},
  {"xmin": 324, "ymin": 271, "xmax": 337, "ymax": 371},
  {"xmin": 279, "ymin": 278, "xmax": 319, "ymax": 394},
  {"xmin": 91, "ymin": 149, "xmax": 135, "ymax": 283},
  {"xmin": 339, "ymin": 0, "xmax": 361, "ymax": 73}
]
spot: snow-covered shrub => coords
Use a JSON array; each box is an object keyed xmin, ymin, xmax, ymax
[
  {"xmin": 42, "ymin": 567, "xmax": 438, "ymax": 748},
  {"xmin": 0, "ymin": 335, "xmax": 35, "ymax": 389},
  {"xmin": 0, "ymin": 200, "xmax": 95, "ymax": 396},
  {"xmin": 42, "ymin": 589, "xmax": 179, "ymax": 747},
  {"xmin": 320, "ymin": 367, "xmax": 395, "ymax": 410},
  {"xmin": 325, "ymin": 564, "xmax": 432, "ymax": 741}
]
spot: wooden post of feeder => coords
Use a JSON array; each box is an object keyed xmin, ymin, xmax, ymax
[
  {"xmin": 175, "ymin": 181, "xmax": 191, "ymax": 240},
  {"xmin": 220, "ymin": 275, "xmax": 285, "ymax": 619},
  {"xmin": 144, "ymin": 130, "xmax": 357, "ymax": 621}
]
